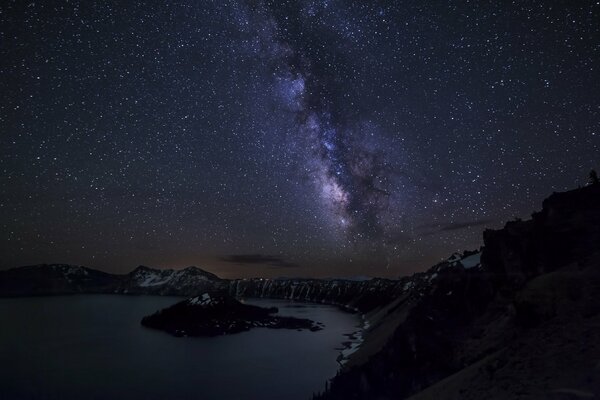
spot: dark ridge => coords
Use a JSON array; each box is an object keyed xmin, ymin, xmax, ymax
[{"xmin": 313, "ymin": 184, "xmax": 600, "ymax": 399}]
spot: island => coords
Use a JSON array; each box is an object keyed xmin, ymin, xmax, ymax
[{"xmin": 140, "ymin": 291, "xmax": 324, "ymax": 337}]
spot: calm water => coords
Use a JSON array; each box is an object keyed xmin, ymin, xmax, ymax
[{"xmin": 0, "ymin": 295, "xmax": 360, "ymax": 400}]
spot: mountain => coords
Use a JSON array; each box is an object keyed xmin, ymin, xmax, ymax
[
  {"xmin": 314, "ymin": 183, "xmax": 600, "ymax": 399},
  {"xmin": 0, "ymin": 264, "xmax": 224, "ymax": 297},
  {"xmin": 0, "ymin": 264, "xmax": 117, "ymax": 296},
  {"xmin": 115, "ymin": 265, "xmax": 224, "ymax": 296}
]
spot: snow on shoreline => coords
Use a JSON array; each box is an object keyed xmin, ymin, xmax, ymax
[{"xmin": 337, "ymin": 314, "xmax": 369, "ymax": 366}]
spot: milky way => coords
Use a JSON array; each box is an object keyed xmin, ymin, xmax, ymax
[
  {"xmin": 233, "ymin": 1, "xmax": 403, "ymax": 247},
  {"xmin": 1, "ymin": 1, "xmax": 599, "ymax": 277}
]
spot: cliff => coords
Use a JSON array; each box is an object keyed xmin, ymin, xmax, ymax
[
  {"xmin": 228, "ymin": 277, "xmax": 405, "ymax": 314},
  {"xmin": 314, "ymin": 184, "xmax": 600, "ymax": 399}
]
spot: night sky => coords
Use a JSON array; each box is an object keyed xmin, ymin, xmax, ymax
[{"xmin": 1, "ymin": 1, "xmax": 599, "ymax": 278}]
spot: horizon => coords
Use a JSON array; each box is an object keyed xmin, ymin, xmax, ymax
[{"xmin": 1, "ymin": 182, "xmax": 590, "ymax": 279}]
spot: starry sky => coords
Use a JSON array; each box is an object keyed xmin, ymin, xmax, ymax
[{"xmin": 1, "ymin": 1, "xmax": 599, "ymax": 278}]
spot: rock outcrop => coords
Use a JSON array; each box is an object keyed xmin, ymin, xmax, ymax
[{"xmin": 140, "ymin": 291, "xmax": 322, "ymax": 337}]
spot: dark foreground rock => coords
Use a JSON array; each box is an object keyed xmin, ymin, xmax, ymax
[
  {"xmin": 314, "ymin": 184, "xmax": 600, "ymax": 400},
  {"xmin": 140, "ymin": 291, "xmax": 323, "ymax": 337}
]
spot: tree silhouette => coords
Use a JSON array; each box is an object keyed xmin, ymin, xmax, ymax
[{"xmin": 590, "ymin": 169, "xmax": 599, "ymax": 185}]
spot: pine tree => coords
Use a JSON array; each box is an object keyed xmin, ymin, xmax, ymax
[{"xmin": 590, "ymin": 169, "xmax": 599, "ymax": 185}]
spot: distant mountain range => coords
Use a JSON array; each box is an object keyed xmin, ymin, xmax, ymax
[{"xmin": 0, "ymin": 263, "xmax": 223, "ymax": 297}]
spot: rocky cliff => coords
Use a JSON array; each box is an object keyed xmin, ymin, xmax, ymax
[
  {"xmin": 228, "ymin": 277, "xmax": 404, "ymax": 314},
  {"xmin": 314, "ymin": 184, "xmax": 600, "ymax": 400}
]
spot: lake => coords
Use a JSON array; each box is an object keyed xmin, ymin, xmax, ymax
[{"xmin": 0, "ymin": 295, "xmax": 361, "ymax": 400}]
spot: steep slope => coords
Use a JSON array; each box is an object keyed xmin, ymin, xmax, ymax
[
  {"xmin": 409, "ymin": 255, "xmax": 600, "ymax": 400},
  {"xmin": 315, "ymin": 184, "xmax": 600, "ymax": 400}
]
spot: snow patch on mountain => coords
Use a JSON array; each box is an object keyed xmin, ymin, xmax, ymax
[
  {"xmin": 188, "ymin": 293, "xmax": 216, "ymax": 306},
  {"xmin": 135, "ymin": 269, "xmax": 180, "ymax": 287},
  {"xmin": 460, "ymin": 252, "xmax": 481, "ymax": 269},
  {"xmin": 127, "ymin": 266, "xmax": 221, "ymax": 293},
  {"xmin": 448, "ymin": 251, "xmax": 481, "ymax": 269}
]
